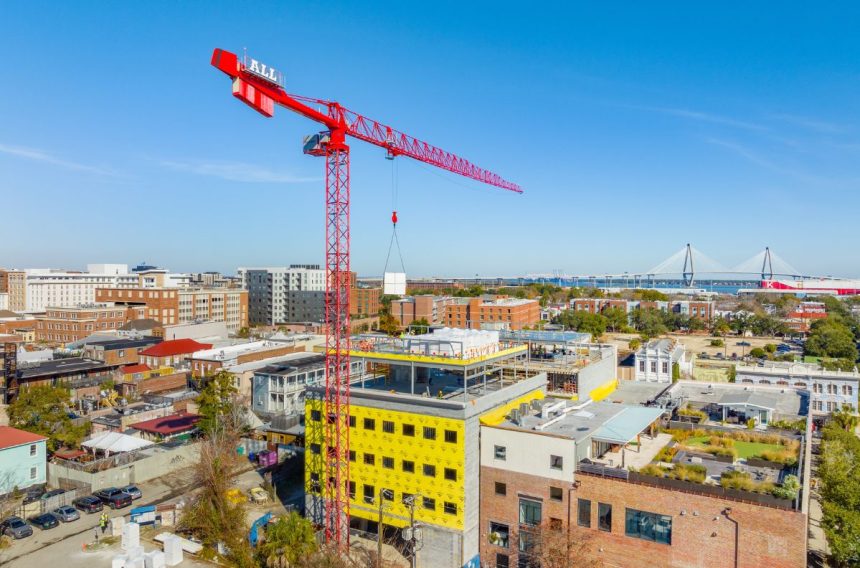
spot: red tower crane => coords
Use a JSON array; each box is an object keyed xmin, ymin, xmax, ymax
[{"xmin": 210, "ymin": 48, "xmax": 521, "ymax": 547}]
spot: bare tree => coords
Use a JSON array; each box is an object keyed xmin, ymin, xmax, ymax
[
  {"xmin": 179, "ymin": 410, "xmax": 254, "ymax": 567},
  {"xmin": 513, "ymin": 522, "xmax": 601, "ymax": 568}
]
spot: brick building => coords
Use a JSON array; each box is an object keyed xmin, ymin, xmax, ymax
[
  {"xmin": 479, "ymin": 397, "xmax": 805, "ymax": 568},
  {"xmin": 34, "ymin": 303, "xmax": 147, "ymax": 343},
  {"xmin": 81, "ymin": 337, "xmax": 162, "ymax": 366},
  {"xmin": 391, "ymin": 295, "xmax": 455, "ymax": 328},
  {"xmin": 0, "ymin": 269, "xmax": 26, "ymax": 312},
  {"xmin": 95, "ymin": 286, "xmax": 248, "ymax": 332},
  {"xmin": 445, "ymin": 297, "xmax": 540, "ymax": 330}
]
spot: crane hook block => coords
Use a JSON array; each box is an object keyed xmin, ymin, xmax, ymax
[{"xmin": 391, "ymin": 211, "xmax": 398, "ymax": 225}]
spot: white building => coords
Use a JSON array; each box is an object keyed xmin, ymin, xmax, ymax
[
  {"xmin": 0, "ymin": 293, "xmax": 7, "ymax": 311},
  {"xmin": 735, "ymin": 362, "xmax": 859, "ymax": 415},
  {"xmin": 633, "ymin": 339, "xmax": 691, "ymax": 382},
  {"xmin": 251, "ymin": 353, "xmax": 364, "ymax": 416},
  {"xmin": 22, "ymin": 265, "xmax": 190, "ymax": 312},
  {"xmin": 237, "ymin": 265, "xmax": 326, "ymax": 325}
]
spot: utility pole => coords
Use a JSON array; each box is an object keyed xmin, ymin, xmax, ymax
[
  {"xmin": 377, "ymin": 490, "xmax": 384, "ymax": 568},
  {"xmin": 406, "ymin": 495, "xmax": 418, "ymax": 568}
]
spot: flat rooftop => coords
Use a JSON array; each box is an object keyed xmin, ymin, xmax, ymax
[
  {"xmin": 495, "ymin": 397, "xmax": 663, "ymax": 445},
  {"xmin": 256, "ymin": 354, "xmax": 325, "ymax": 376},
  {"xmin": 607, "ymin": 381, "xmax": 673, "ymax": 405},
  {"xmin": 672, "ymin": 382, "xmax": 805, "ymax": 418},
  {"xmin": 18, "ymin": 357, "xmax": 112, "ymax": 378}
]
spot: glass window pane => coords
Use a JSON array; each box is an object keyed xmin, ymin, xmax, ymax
[{"xmin": 577, "ymin": 499, "xmax": 591, "ymax": 528}]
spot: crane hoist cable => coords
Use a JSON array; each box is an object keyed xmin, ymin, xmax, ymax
[{"xmin": 383, "ymin": 157, "xmax": 406, "ymax": 275}]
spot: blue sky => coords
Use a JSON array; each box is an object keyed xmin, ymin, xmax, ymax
[{"xmin": 3, "ymin": 2, "xmax": 860, "ymax": 277}]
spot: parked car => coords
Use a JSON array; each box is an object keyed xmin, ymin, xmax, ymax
[
  {"xmin": 29, "ymin": 513, "xmax": 59, "ymax": 530},
  {"xmin": 121, "ymin": 485, "xmax": 142, "ymax": 501},
  {"xmin": 23, "ymin": 488, "xmax": 44, "ymax": 504},
  {"xmin": 52, "ymin": 505, "xmax": 80, "ymax": 523},
  {"xmin": 1, "ymin": 516, "xmax": 33, "ymax": 539},
  {"xmin": 95, "ymin": 487, "xmax": 132, "ymax": 509},
  {"xmin": 73, "ymin": 495, "xmax": 103, "ymax": 513},
  {"xmin": 40, "ymin": 489, "xmax": 66, "ymax": 501}
]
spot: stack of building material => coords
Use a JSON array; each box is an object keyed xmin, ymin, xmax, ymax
[
  {"xmin": 144, "ymin": 550, "xmax": 166, "ymax": 568},
  {"xmin": 383, "ymin": 272, "xmax": 406, "ymax": 295},
  {"xmin": 163, "ymin": 534, "xmax": 184, "ymax": 566},
  {"xmin": 111, "ymin": 515, "xmax": 125, "ymax": 536},
  {"xmin": 412, "ymin": 327, "xmax": 500, "ymax": 358}
]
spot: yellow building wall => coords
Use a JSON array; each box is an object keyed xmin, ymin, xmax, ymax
[
  {"xmin": 305, "ymin": 398, "xmax": 466, "ymax": 531},
  {"xmin": 588, "ymin": 377, "xmax": 618, "ymax": 402},
  {"xmin": 479, "ymin": 390, "xmax": 545, "ymax": 426}
]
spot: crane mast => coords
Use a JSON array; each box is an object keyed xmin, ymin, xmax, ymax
[{"xmin": 210, "ymin": 48, "xmax": 520, "ymax": 548}]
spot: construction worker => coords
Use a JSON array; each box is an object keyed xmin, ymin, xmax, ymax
[{"xmin": 99, "ymin": 512, "xmax": 108, "ymax": 534}]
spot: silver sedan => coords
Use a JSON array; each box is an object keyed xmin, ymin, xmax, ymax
[{"xmin": 52, "ymin": 505, "xmax": 80, "ymax": 523}]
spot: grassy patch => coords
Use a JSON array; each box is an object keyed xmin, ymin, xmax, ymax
[
  {"xmin": 686, "ymin": 436, "xmax": 787, "ymax": 460},
  {"xmin": 638, "ymin": 463, "xmax": 708, "ymax": 484}
]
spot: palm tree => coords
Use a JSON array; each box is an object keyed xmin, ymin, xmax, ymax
[{"xmin": 831, "ymin": 404, "xmax": 859, "ymax": 432}]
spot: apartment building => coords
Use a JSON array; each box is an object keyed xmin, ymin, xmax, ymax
[
  {"xmin": 237, "ymin": 265, "xmax": 326, "ymax": 325},
  {"xmin": 391, "ymin": 295, "xmax": 455, "ymax": 327},
  {"xmin": 82, "ymin": 337, "xmax": 162, "ymax": 366},
  {"xmin": 0, "ymin": 269, "xmax": 27, "ymax": 312},
  {"xmin": 34, "ymin": 303, "xmax": 147, "ymax": 343},
  {"xmin": 572, "ymin": 298, "xmax": 714, "ymax": 323},
  {"xmin": 735, "ymin": 361, "xmax": 859, "ymax": 415},
  {"xmin": 351, "ymin": 286, "xmax": 381, "ymax": 318},
  {"xmin": 479, "ymin": 397, "xmax": 806, "ymax": 568},
  {"xmin": 95, "ymin": 287, "xmax": 248, "ymax": 332},
  {"xmin": 444, "ymin": 297, "xmax": 540, "ymax": 331}
]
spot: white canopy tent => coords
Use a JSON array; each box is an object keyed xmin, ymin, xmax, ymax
[{"xmin": 82, "ymin": 431, "xmax": 154, "ymax": 456}]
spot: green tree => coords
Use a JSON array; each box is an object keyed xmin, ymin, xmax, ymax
[
  {"xmin": 378, "ymin": 312, "xmax": 400, "ymax": 336},
  {"xmin": 8, "ymin": 385, "xmax": 89, "ymax": 451},
  {"xmin": 749, "ymin": 347, "xmax": 767, "ymax": 359},
  {"xmin": 553, "ymin": 310, "xmax": 607, "ymax": 339},
  {"xmin": 236, "ymin": 327, "xmax": 250, "ymax": 339},
  {"xmin": 632, "ymin": 308, "xmax": 668, "ymax": 340},
  {"xmin": 764, "ymin": 343, "xmax": 777, "ymax": 354},
  {"xmin": 831, "ymin": 404, "xmax": 859, "ymax": 433},
  {"xmin": 411, "ymin": 317, "xmax": 430, "ymax": 331},
  {"xmin": 628, "ymin": 338, "xmax": 641, "ymax": 351},
  {"xmin": 727, "ymin": 365, "xmax": 737, "ymax": 383},
  {"xmin": 819, "ymin": 423, "xmax": 860, "ymax": 566},
  {"xmin": 671, "ymin": 362, "xmax": 680, "ymax": 383},
  {"xmin": 603, "ymin": 306, "xmax": 628, "ymax": 332},
  {"xmin": 807, "ymin": 318, "xmax": 859, "ymax": 361},
  {"xmin": 258, "ymin": 511, "xmax": 318, "ymax": 566},
  {"xmin": 632, "ymin": 289, "xmax": 669, "ymax": 301},
  {"xmin": 197, "ymin": 370, "xmax": 238, "ymax": 435},
  {"xmin": 712, "ymin": 317, "xmax": 731, "ymax": 337}
]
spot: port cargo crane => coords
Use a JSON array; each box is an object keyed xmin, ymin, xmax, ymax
[{"xmin": 210, "ymin": 48, "xmax": 521, "ymax": 547}]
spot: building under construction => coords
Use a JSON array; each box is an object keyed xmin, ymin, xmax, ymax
[{"xmin": 304, "ymin": 329, "xmax": 618, "ymax": 568}]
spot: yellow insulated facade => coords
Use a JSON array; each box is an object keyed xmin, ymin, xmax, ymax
[{"xmin": 305, "ymin": 398, "xmax": 467, "ymax": 530}]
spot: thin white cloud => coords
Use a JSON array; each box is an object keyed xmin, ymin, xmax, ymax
[
  {"xmin": 641, "ymin": 106, "xmax": 768, "ymax": 132},
  {"xmin": 769, "ymin": 113, "xmax": 847, "ymax": 134},
  {"xmin": 160, "ymin": 159, "xmax": 320, "ymax": 183},
  {"xmin": 705, "ymin": 137, "xmax": 842, "ymax": 186},
  {"xmin": 0, "ymin": 143, "xmax": 115, "ymax": 175}
]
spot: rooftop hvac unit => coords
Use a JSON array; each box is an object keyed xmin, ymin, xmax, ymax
[
  {"xmin": 383, "ymin": 272, "xmax": 406, "ymax": 295},
  {"xmin": 510, "ymin": 408, "xmax": 521, "ymax": 425},
  {"xmin": 519, "ymin": 402, "xmax": 530, "ymax": 416}
]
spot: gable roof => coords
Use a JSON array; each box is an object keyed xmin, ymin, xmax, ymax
[
  {"xmin": 138, "ymin": 339, "xmax": 212, "ymax": 358},
  {"xmin": 121, "ymin": 364, "xmax": 151, "ymax": 374},
  {"xmin": 0, "ymin": 426, "xmax": 47, "ymax": 451}
]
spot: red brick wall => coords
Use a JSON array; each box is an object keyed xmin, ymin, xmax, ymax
[{"xmin": 480, "ymin": 466, "xmax": 806, "ymax": 568}]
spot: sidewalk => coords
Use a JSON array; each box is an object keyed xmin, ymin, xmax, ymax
[{"xmin": 807, "ymin": 435, "xmax": 829, "ymax": 568}]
